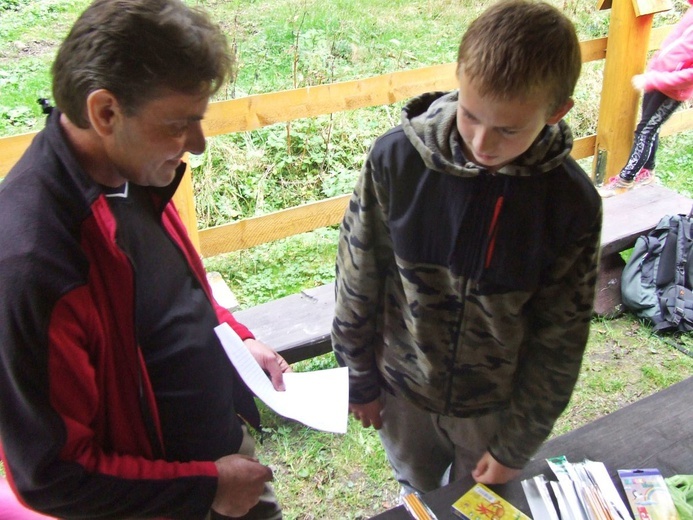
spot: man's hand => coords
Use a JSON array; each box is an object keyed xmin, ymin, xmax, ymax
[
  {"xmin": 349, "ymin": 399, "xmax": 383, "ymax": 429},
  {"xmin": 243, "ymin": 338, "xmax": 292, "ymax": 391},
  {"xmin": 211, "ymin": 454, "xmax": 274, "ymax": 518},
  {"xmin": 471, "ymin": 451, "xmax": 521, "ymax": 485}
]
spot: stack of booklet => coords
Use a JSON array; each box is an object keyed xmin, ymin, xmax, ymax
[
  {"xmin": 520, "ymin": 457, "xmax": 680, "ymax": 520},
  {"xmin": 521, "ymin": 456, "xmax": 632, "ymax": 519}
]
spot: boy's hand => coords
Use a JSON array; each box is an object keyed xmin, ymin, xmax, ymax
[
  {"xmin": 471, "ymin": 451, "xmax": 521, "ymax": 485},
  {"xmin": 349, "ymin": 399, "xmax": 383, "ymax": 429},
  {"xmin": 212, "ymin": 454, "xmax": 274, "ymax": 517},
  {"xmin": 243, "ymin": 338, "xmax": 292, "ymax": 391}
]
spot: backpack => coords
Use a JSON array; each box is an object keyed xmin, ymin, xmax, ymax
[{"xmin": 621, "ymin": 210, "xmax": 693, "ymax": 333}]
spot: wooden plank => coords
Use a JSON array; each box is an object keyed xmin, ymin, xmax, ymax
[
  {"xmin": 649, "ymin": 24, "xmax": 672, "ymax": 50},
  {"xmin": 201, "ymin": 64, "xmax": 458, "ymax": 138},
  {"xmin": 580, "ymin": 37, "xmax": 607, "ymax": 63},
  {"xmin": 661, "ymin": 107, "xmax": 693, "ymax": 136},
  {"xmin": 234, "ymin": 283, "xmax": 335, "ymax": 364},
  {"xmin": 0, "ymin": 132, "xmax": 35, "ymax": 179},
  {"xmin": 633, "ymin": 0, "xmax": 672, "ymax": 17},
  {"xmin": 572, "ymin": 134, "xmax": 596, "ymax": 161},
  {"xmin": 600, "ymin": 184, "xmax": 693, "ymax": 256},
  {"xmin": 199, "ymin": 194, "xmax": 350, "ymax": 257}
]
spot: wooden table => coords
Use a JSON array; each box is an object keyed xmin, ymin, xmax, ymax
[{"xmin": 371, "ymin": 376, "xmax": 693, "ymax": 519}]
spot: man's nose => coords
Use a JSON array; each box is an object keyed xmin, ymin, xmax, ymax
[{"xmin": 186, "ymin": 121, "xmax": 206, "ymax": 156}]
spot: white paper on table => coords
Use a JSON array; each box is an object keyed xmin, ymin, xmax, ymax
[
  {"xmin": 547, "ymin": 456, "xmax": 589, "ymax": 520},
  {"xmin": 521, "ymin": 475, "xmax": 560, "ymax": 520},
  {"xmin": 215, "ymin": 323, "xmax": 349, "ymax": 433},
  {"xmin": 551, "ymin": 480, "xmax": 575, "ymax": 520},
  {"xmin": 583, "ymin": 460, "xmax": 633, "ymax": 520}
]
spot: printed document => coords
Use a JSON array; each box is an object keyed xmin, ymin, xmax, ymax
[{"xmin": 215, "ymin": 323, "xmax": 349, "ymax": 433}]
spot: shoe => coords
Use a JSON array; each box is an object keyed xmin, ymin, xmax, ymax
[
  {"xmin": 634, "ymin": 167, "xmax": 656, "ymax": 185},
  {"xmin": 598, "ymin": 168, "xmax": 656, "ymax": 198}
]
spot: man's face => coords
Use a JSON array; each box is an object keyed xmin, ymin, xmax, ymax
[
  {"xmin": 106, "ymin": 90, "xmax": 209, "ymax": 187},
  {"xmin": 456, "ymin": 71, "xmax": 568, "ymax": 171}
]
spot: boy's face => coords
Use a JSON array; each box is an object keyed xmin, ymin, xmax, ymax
[{"xmin": 456, "ymin": 70, "xmax": 572, "ymax": 171}]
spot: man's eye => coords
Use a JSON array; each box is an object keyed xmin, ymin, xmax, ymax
[{"xmin": 169, "ymin": 123, "xmax": 188, "ymax": 136}]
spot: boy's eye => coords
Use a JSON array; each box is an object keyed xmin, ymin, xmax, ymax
[
  {"xmin": 500, "ymin": 128, "xmax": 518, "ymax": 136},
  {"xmin": 461, "ymin": 109, "xmax": 477, "ymax": 122}
]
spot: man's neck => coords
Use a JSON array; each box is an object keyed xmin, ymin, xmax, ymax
[{"xmin": 59, "ymin": 113, "xmax": 126, "ymax": 188}]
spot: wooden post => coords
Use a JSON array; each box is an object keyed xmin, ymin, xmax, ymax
[
  {"xmin": 172, "ymin": 156, "xmax": 201, "ymax": 252},
  {"xmin": 593, "ymin": 0, "xmax": 656, "ymax": 183}
]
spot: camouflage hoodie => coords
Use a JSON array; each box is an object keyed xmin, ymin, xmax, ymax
[{"xmin": 332, "ymin": 90, "xmax": 602, "ymax": 468}]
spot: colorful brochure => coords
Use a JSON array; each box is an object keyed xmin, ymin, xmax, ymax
[{"xmin": 617, "ymin": 469, "xmax": 680, "ymax": 520}]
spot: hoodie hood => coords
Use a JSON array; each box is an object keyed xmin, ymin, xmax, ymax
[{"xmin": 401, "ymin": 90, "xmax": 574, "ymax": 178}]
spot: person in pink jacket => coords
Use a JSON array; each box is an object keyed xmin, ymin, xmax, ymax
[{"xmin": 600, "ymin": 0, "xmax": 693, "ymax": 197}]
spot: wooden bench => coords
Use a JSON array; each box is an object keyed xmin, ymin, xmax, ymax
[
  {"xmin": 234, "ymin": 283, "xmax": 335, "ymax": 364},
  {"xmin": 229, "ymin": 184, "xmax": 693, "ymax": 363}
]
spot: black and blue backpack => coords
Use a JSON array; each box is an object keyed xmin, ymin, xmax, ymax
[{"xmin": 621, "ymin": 209, "xmax": 693, "ymax": 333}]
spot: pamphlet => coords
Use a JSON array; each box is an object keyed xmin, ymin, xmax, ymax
[
  {"xmin": 451, "ymin": 483, "xmax": 531, "ymax": 520},
  {"xmin": 617, "ymin": 469, "xmax": 680, "ymax": 520}
]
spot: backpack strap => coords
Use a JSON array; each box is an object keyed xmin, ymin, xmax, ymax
[
  {"xmin": 674, "ymin": 217, "xmax": 690, "ymax": 288},
  {"xmin": 655, "ymin": 216, "xmax": 693, "ymax": 332}
]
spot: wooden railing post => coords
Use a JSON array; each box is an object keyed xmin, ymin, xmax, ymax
[
  {"xmin": 172, "ymin": 157, "xmax": 201, "ymax": 252},
  {"xmin": 593, "ymin": 0, "xmax": 661, "ymax": 183}
]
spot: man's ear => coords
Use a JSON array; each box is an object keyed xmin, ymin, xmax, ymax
[
  {"xmin": 86, "ymin": 89, "xmax": 120, "ymax": 137},
  {"xmin": 546, "ymin": 98, "xmax": 574, "ymax": 125}
]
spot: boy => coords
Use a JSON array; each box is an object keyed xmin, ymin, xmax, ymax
[
  {"xmin": 332, "ymin": 0, "xmax": 602, "ymax": 493},
  {"xmin": 0, "ymin": 1, "xmax": 289, "ymax": 518}
]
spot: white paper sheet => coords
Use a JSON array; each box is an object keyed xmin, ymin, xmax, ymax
[
  {"xmin": 521, "ymin": 475, "xmax": 560, "ymax": 520},
  {"xmin": 215, "ymin": 323, "xmax": 349, "ymax": 433}
]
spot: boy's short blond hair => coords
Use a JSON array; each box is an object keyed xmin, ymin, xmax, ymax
[{"xmin": 457, "ymin": 0, "xmax": 581, "ymax": 112}]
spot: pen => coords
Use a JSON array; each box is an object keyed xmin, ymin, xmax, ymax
[{"xmin": 402, "ymin": 492, "xmax": 438, "ymax": 520}]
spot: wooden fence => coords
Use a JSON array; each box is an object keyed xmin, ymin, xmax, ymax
[{"xmin": 1, "ymin": 0, "xmax": 693, "ymax": 259}]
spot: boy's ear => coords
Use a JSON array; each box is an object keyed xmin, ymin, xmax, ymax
[
  {"xmin": 546, "ymin": 98, "xmax": 574, "ymax": 125},
  {"xmin": 86, "ymin": 89, "xmax": 121, "ymax": 137}
]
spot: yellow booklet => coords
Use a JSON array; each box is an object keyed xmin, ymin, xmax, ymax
[{"xmin": 451, "ymin": 483, "xmax": 531, "ymax": 520}]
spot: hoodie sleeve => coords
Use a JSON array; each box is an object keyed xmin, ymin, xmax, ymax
[
  {"xmin": 642, "ymin": 68, "xmax": 693, "ymax": 98},
  {"xmin": 488, "ymin": 203, "xmax": 602, "ymax": 468},
  {"xmin": 331, "ymin": 146, "xmax": 394, "ymax": 404}
]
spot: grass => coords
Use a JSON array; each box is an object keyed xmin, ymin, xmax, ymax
[{"xmin": 2, "ymin": 1, "xmax": 693, "ymax": 519}]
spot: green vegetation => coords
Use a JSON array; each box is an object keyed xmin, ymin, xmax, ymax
[{"xmin": 2, "ymin": 1, "xmax": 693, "ymax": 519}]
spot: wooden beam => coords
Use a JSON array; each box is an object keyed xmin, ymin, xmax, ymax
[
  {"xmin": 580, "ymin": 37, "xmax": 607, "ymax": 63},
  {"xmin": 661, "ymin": 107, "xmax": 693, "ymax": 136},
  {"xmin": 0, "ymin": 132, "xmax": 35, "ymax": 179},
  {"xmin": 172, "ymin": 158, "xmax": 201, "ymax": 252},
  {"xmin": 593, "ymin": 0, "xmax": 654, "ymax": 182},
  {"xmin": 198, "ymin": 194, "xmax": 350, "ymax": 257},
  {"xmin": 201, "ymin": 63, "xmax": 458, "ymax": 137},
  {"xmin": 573, "ymin": 135, "xmax": 597, "ymax": 161}
]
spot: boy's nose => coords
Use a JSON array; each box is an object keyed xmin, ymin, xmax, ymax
[{"xmin": 474, "ymin": 128, "xmax": 496, "ymax": 155}]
